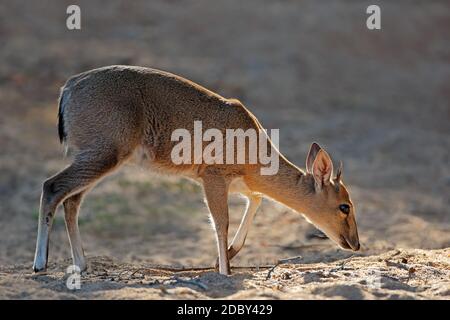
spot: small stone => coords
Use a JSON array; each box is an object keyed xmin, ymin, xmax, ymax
[
  {"xmin": 401, "ymin": 258, "xmax": 408, "ymax": 264},
  {"xmin": 281, "ymin": 272, "xmax": 291, "ymax": 280}
]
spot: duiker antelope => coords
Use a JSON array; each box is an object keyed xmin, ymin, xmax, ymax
[{"xmin": 33, "ymin": 65, "xmax": 360, "ymax": 275}]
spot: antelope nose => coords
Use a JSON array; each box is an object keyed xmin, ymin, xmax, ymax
[
  {"xmin": 350, "ymin": 232, "xmax": 360, "ymax": 251},
  {"xmin": 348, "ymin": 237, "xmax": 360, "ymax": 251}
]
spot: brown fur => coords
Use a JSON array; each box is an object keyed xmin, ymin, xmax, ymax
[{"xmin": 33, "ymin": 65, "xmax": 359, "ymax": 275}]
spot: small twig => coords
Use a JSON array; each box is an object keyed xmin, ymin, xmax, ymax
[
  {"xmin": 329, "ymin": 254, "xmax": 356, "ymax": 272},
  {"xmin": 339, "ymin": 255, "xmax": 356, "ymax": 270},
  {"xmin": 265, "ymin": 263, "xmax": 281, "ymax": 280},
  {"xmin": 278, "ymin": 255, "xmax": 303, "ymax": 264},
  {"xmin": 269, "ymin": 244, "xmax": 330, "ymax": 250},
  {"xmin": 14, "ymin": 271, "xmax": 24, "ymax": 281},
  {"xmin": 385, "ymin": 250, "xmax": 401, "ymax": 260},
  {"xmin": 139, "ymin": 265, "xmax": 277, "ymax": 274},
  {"xmin": 265, "ymin": 255, "xmax": 302, "ymax": 280},
  {"xmin": 144, "ymin": 266, "xmax": 214, "ymax": 273},
  {"xmin": 385, "ymin": 260, "xmax": 409, "ymax": 271},
  {"xmin": 172, "ymin": 277, "xmax": 209, "ymax": 290},
  {"xmin": 130, "ymin": 268, "xmax": 145, "ymax": 277}
]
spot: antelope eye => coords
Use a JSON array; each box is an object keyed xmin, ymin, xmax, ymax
[{"xmin": 339, "ymin": 204, "xmax": 350, "ymax": 214}]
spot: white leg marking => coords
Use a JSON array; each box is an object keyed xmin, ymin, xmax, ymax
[{"xmin": 230, "ymin": 195, "xmax": 262, "ymax": 252}]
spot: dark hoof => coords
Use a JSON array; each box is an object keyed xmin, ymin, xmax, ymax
[{"xmin": 32, "ymin": 266, "xmax": 47, "ymax": 273}]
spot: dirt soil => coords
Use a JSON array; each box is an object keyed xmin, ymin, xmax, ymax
[
  {"xmin": 0, "ymin": 0, "xmax": 449, "ymax": 299},
  {"xmin": 1, "ymin": 249, "xmax": 449, "ymax": 299}
]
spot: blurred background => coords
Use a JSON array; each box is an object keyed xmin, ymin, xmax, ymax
[{"xmin": 0, "ymin": 0, "xmax": 449, "ymax": 269}]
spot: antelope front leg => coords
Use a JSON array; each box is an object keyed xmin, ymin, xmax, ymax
[
  {"xmin": 202, "ymin": 175, "xmax": 231, "ymax": 275},
  {"xmin": 215, "ymin": 195, "xmax": 262, "ymax": 267}
]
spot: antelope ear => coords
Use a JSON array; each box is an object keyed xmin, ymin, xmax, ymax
[
  {"xmin": 306, "ymin": 142, "xmax": 322, "ymax": 173},
  {"xmin": 335, "ymin": 161, "xmax": 343, "ymax": 182},
  {"xmin": 312, "ymin": 149, "xmax": 334, "ymax": 190}
]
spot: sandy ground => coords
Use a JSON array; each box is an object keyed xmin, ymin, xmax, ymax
[
  {"xmin": 0, "ymin": 1, "xmax": 449, "ymax": 299},
  {"xmin": 1, "ymin": 249, "xmax": 449, "ymax": 299}
]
